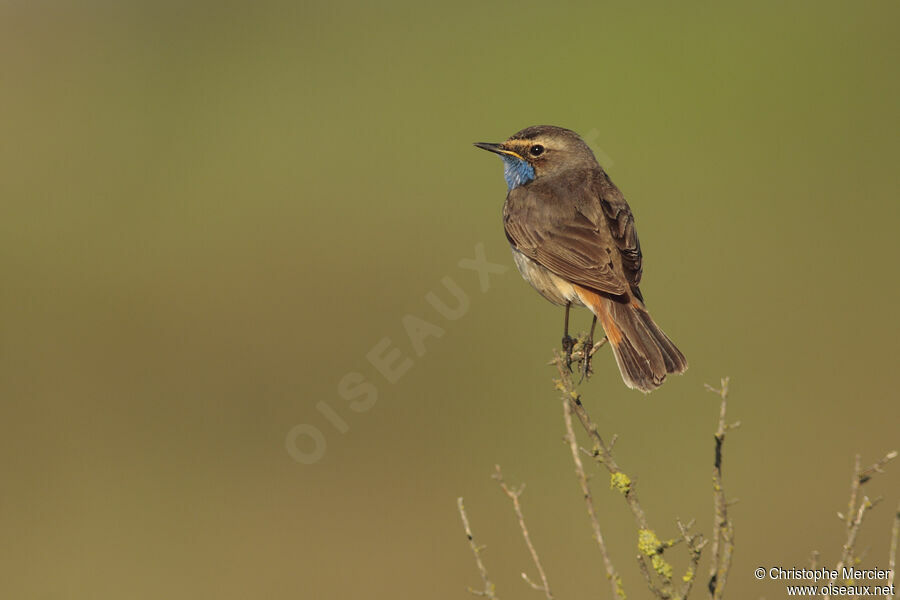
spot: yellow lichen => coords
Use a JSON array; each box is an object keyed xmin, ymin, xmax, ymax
[
  {"xmin": 637, "ymin": 529, "xmax": 661, "ymax": 556},
  {"xmin": 610, "ymin": 472, "xmax": 631, "ymax": 494},
  {"xmin": 652, "ymin": 554, "xmax": 674, "ymax": 579}
]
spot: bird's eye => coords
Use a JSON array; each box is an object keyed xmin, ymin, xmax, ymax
[{"xmin": 529, "ymin": 144, "xmax": 544, "ymax": 156}]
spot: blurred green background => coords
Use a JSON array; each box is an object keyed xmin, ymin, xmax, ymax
[{"xmin": 2, "ymin": 1, "xmax": 898, "ymax": 598}]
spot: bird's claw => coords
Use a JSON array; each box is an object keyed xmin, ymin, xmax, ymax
[
  {"xmin": 578, "ymin": 337, "xmax": 594, "ymax": 383},
  {"xmin": 562, "ymin": 334, "xmax": 576, "ymax": 371}
]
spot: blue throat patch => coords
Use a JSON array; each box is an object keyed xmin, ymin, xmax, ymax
[{"xmin": 500, "ymin": 155, "xmax": 535, "ymax": 190}]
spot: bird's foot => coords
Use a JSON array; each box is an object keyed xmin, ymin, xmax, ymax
[
  {"xmin": 578, "ymin": 336, "xmax": 594, "ymax": 383},
  {"xmin": 562, "ymin": 334, "xmax": 576, "ymax": 371}
]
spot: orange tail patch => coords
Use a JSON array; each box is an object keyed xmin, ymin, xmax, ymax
[
  {"xmin": 573, "ymin": 285, "xmax": 622, "ymax": 345},
  {"xmin": 573, "ymin": 283, "xmax": 686, "ymax": 392}
]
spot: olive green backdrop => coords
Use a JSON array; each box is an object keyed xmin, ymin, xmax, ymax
[{"xmin": 2, "ymin": 1, "xmax": 898, "ymax": 598}]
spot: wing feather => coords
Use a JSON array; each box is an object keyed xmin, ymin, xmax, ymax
[
  {"xmin": 503, "ymin": 172, "xmax": 636, "ymax": 296},
  {"xmin": 593, "ymin": 169, "xmax": 643, "ymax": 293}
]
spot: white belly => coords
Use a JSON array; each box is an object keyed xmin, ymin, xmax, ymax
[{"xmin": 511, "ymin": 248, "xmax": 585, "ymax": 307}]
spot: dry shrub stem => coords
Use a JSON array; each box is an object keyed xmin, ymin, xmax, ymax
[
  {"xmin": 822, "ymin": 450, "xmax": 898, "ymax": 600},
  {"xmin": 562, "ymin": 398, "xmax": 624, "ymax": 599},
  {"xmin": 552, "ymin": 347, "xmax": 717, "ymax": 599},
  {"xmin": 888, "ymin": 502, "xmax": 899, "ymax": 593},
  {"xmin": 493, "ymin": 466, "xmax": 555, "ymax": 599},
  {"xmin": 457, "ymin": 497, "xmax": 499, "ymax": 599},
  {"xmin": 459, "ymin": 339, "xmax": 738, "ymax": 599},
  {"xmin": 460, "ymin": 340, "xmax": 898, "ymax": 599},
  {"xmin": 704, "ymin": 378, "xmax": 738, "ymax": 600}
]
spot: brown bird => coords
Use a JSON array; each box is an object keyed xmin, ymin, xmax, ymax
[{"xmin": 475, "ymin": 125, "xmax": 687, "ymax": 392}]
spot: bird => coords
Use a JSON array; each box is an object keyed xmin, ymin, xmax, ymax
[{"xmin": 475, "ymin": 125, "xmax": 687, "ymax": 392}]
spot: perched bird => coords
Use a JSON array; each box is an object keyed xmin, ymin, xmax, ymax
[{"xmin": 475, "ymin": 125, "xmax": 687, "ymax": 392}]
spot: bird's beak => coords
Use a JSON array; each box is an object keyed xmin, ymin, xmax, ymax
[{"xmin": 474, "ymin": 142, "xmax": 523, "ymax": 160}]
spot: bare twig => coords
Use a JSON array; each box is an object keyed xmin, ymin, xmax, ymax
[
  {"xmin": 459, "ymin": 343, "xmax": 742, "ymax": 600},
  {"xmin": 706, "ymin": 377, "xmax": 737, "ymax": 599},
  {"xmin": 824, "ymin": 450, "xmax": 898, "ymax": 599},
  {"xmin": 553, "ymin": 350, "xmax": 649, "ymax": 529},
  {"xmin": 562, "ymin": 399, "xmax": 625, "ymax": 599},
  {"xmin": 493, "ymin": 466, "xmax": 554, "ymax": 600},
  {"xmin": 635, "ymin": 552, "xmax": 660, "ymax": 597},
  {"xmin": 840, "ymin": 452, "xmax": 897, "ymax": 570},
  {"xmin": 676, "ymin": 519, "xmax": 709, "ymax": 599},
  {"xmin": 588, "ymin": 336, "xmax": 609, "ymax": 357},
  {"xmin": 552, "ymin": 348, "xmax": 672, "ymax": 599},
  {"xmin": 545, "ymin": 336, "xmax": 608, "ymax": 365},
  {"xmin": 458, "ymin": 497, "xmax": 499, "ymax": 599},
  {"xmin": 888, "ymin": 502, "xmax": 899, "ymax": 593},
  {"xmin": 858, "ymin": 451, "xmax": 898, "ymax": 484}
]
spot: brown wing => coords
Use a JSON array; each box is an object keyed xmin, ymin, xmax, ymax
[
  {"xmin": 503, "ymin": 172, "xmax": 631, "ymax": 296},
  {"xmin": 592, "ymin": 169, "xmax": 643, "ymax": 298}
]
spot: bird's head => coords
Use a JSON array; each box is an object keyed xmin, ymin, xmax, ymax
[{"xmin": 474, "ymin": 125, "xmax": 598, "ymax": 190}]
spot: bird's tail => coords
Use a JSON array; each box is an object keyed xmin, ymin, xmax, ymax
[{"xmin": 574, "ymin": 286, "xmax": 687, "ymax": 393}]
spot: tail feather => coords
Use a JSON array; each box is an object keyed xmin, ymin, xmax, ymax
[{"xmin": 575, "ymin": 286, "xmax": 687, "ymax": 393}]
